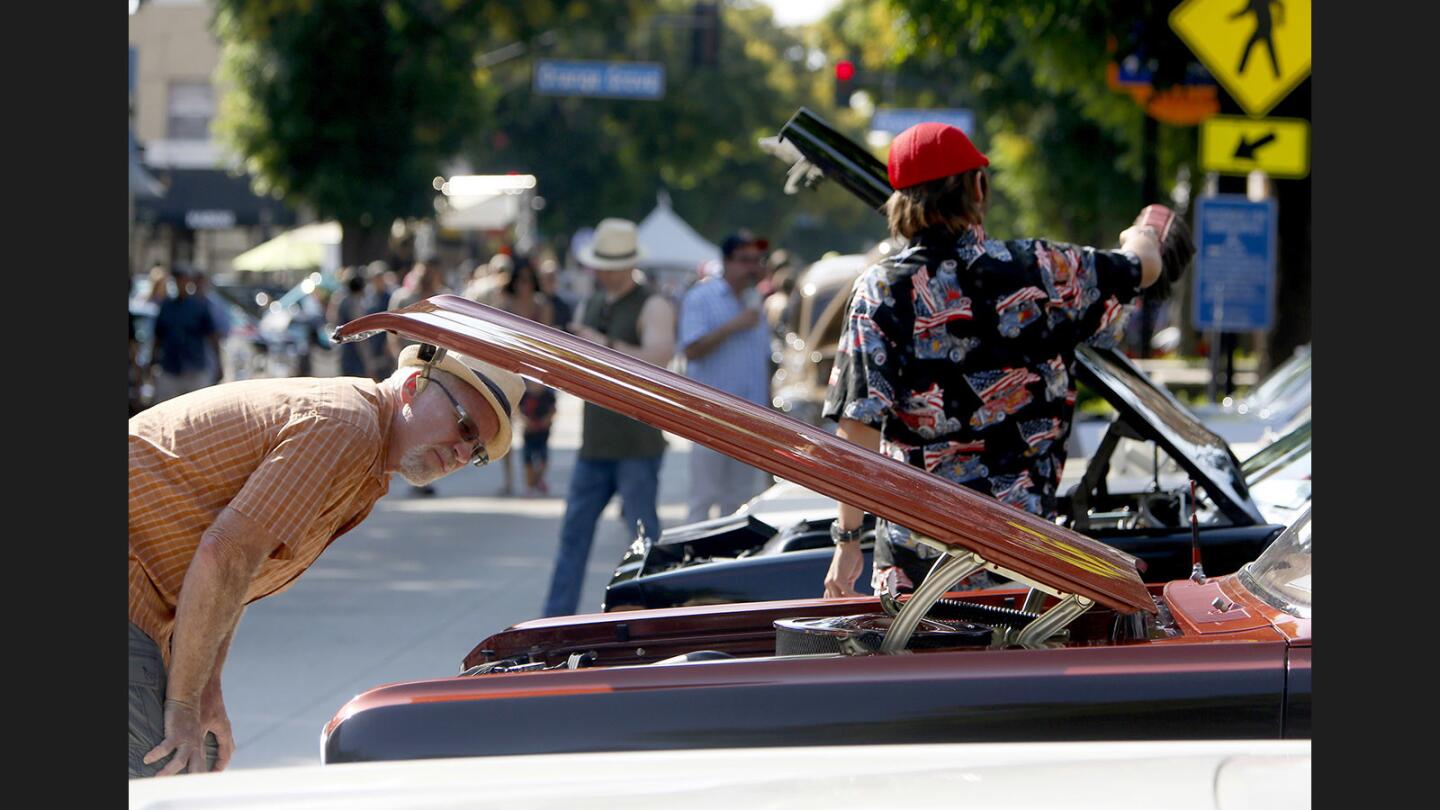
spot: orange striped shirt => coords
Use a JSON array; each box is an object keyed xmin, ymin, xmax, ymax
[{"xmin": 129, "ymin": 377, "xmax": 395, "ymax": 663}]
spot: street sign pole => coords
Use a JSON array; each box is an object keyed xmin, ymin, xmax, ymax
[
  {"xmin": 1207, "ymin": 283, "xmax": 1223, "ymax": 402},
  {"xmin": 1173, "ymin": 0, "xmax": 1310, "ymax": 382}
]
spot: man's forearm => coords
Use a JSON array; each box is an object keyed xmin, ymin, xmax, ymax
[
  {"xmin": 1119, "ymin": 231, "xmax": 1163, "ymax": 288},
  {"xmin": 681, "ymin": 324, "xmax": 733, "ymax": 361},
  {"xmin": 167, "ymin": 536, "xmax": 263, "ymax": 708},
  {"xmin": 612, "ymin": 335, "xmax": 676, "ymax": 367},
  {"xmin": 206, "ymin": 610, "xmax": 242, "ymax": 694},
  {"xmin": 836, "ymin": 418, "xmax": 882, "ymax": 528}
]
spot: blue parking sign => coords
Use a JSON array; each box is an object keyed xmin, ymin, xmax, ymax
[{"xmin": 1192, "ymin": 195, "xmax": 1277, "ymax": 332}]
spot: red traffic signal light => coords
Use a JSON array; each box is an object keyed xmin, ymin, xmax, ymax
[{"xmin": 835, "ymin": 60, "xmax": 855, "ymax": 81}]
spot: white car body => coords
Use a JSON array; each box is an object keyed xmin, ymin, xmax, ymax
[{"xmin": 128, "ymin": 740, "xmax": 1310, "ymax": 810}]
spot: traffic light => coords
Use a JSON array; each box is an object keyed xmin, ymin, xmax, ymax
[{"xmin": 834, "ymin": 59, "xmax": 855, "ymax": 108}]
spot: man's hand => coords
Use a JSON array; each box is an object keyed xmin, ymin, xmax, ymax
[
  {"xmin": 200, "ymin": 678, "xmax": 236, "ymax": 772},
  {"xmin": 823, "ymin": 542, "xmax": 865, "ymax": 598},
  {"xmin": 682, "ymin": 305, "xmax": 756, "ymax": 361},
  {"xmin": 144, "ymin": 698, "xmax": 208, "ymax": 776},
  {"xmin": 728, "ymin": 308, "xmax": 761, "ymax": 333},
  {"xmin": 1122, "ymin": 204, "xmax": 1194, "ymax": 298},
  {"xmin": 576, "ymin": 325, "xmax": 608, "ymax": 346}
]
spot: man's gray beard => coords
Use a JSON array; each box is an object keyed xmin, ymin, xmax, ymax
[{"xmin": 397, "ymin": 446, "xmax": 440, "ymax": 486}]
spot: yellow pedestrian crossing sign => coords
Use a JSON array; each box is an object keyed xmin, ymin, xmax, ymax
[
  {"xmin": 1170, "ymin": 0, "xmax": 1311, "ymax": 117},
  {"xmin": 1200, "ymin": 116, "xmax": 1309, "ymax": 178}
]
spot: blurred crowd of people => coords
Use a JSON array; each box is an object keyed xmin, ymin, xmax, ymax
[
  {"xmin": 131, "ymin": 228, "xmax": 798, "ymax": 512},
  {"xmin": 129, "ymin": 264, "xmax": 230, "ymax": 415},
  {"xmin": 132, "ymin": 223, "xmax": 803, "ymax": 624}
]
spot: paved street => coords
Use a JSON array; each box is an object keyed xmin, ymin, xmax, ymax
[{"xmin": 223, "ymin": 391, "xmax": 696, "ymax": 769}]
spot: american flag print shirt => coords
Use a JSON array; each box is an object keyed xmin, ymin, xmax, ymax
[{"xmin": 823, "ymin": 224, "xmax": 1143, "ymax": 529}]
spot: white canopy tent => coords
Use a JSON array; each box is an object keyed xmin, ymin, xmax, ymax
[{"xmin": 636, "ymin": 192, "xmax": 720, "ymax": 274}]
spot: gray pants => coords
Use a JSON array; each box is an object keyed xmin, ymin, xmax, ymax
[
  {"xmin": 151, "ymin": 368, "xmax": 210, "ymax": 404},
  {"xmin": 686, "ymin": 444, "xmax": 770, "ymax": 523},
  {"xmin": 129, "ymin": 622, "xmax": 218, "ymax": 778}
]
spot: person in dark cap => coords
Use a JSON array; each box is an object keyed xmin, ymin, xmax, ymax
[
  {"xmin": 821, "ymin": 122, "xmax": 1192, "ymax": 599},
  {"xmin": 678, "ymin": 229, "xmax": 775, "ymax": 522}
]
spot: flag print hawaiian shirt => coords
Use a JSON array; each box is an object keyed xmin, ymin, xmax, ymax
[{"xmin": 823, "ymin": 223, "xmax": 1143, "ymax": 557}]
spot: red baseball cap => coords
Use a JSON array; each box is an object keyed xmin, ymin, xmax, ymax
[{"xmin": 886, "ymin": 122, "xmax": 989, "ymax": 190}]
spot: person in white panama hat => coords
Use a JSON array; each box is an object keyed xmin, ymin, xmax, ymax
[
  {"xmin": 129, "ymin": 343, "xmax": 523, "ymax": 778},
  {"xmin": 542, "ymin": 218, "xmax": 676, "ymax": 617}
]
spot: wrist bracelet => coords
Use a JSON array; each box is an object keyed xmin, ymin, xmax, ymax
[{"xmin": 830, "ymin": 522, "xmax": 863, "ymax": 544}]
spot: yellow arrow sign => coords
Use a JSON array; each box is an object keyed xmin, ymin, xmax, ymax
[
  {"xmin": 1170, "ymin": 0, "xmax": 1311, "ymax": 117},
  {"xmin": 1200, "ymin": 116, "xmax": 1309, "ymax": 178}
]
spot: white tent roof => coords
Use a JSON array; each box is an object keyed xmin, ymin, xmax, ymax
[{"xmin": 636, "ymin": 192, "xmax": 720, "ymax": 272}]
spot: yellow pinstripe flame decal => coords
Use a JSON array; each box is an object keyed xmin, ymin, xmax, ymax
[{"xmin": 1005, "ymin": 521, "xmax": 1128, "ymax": 580}]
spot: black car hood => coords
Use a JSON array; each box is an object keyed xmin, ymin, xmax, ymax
[{"xmin": 1074, "ymin": 346, "xmax": 1262, "ymax": 526}]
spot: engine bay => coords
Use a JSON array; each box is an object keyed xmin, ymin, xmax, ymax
[{"xmin": 463, "ymin": 584, "xmax": 1178, "ymax": 677}]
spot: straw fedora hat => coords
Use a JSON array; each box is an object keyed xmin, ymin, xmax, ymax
[
  {"xmin": 398, "ymin": 343, "xmax": 525, "ymax": 463},
  {"xmin": 576, "ymin": 218, "xmax": 644, "ymax": 271}
]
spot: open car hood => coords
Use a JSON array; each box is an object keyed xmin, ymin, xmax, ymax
[
  {"xmin": 1075, "ymin": 346, "xmax": 1262, "ymax": 526},
  {"xmin": 336, "ymin": 296, "xmax": 1154, "ymax": 615}
]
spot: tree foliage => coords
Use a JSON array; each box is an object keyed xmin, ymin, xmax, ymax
[
  {"xmin": 215, "ymin": 1, "xmax": 479, "ymax": 227},
  {"xmin": 211, "ymin": 0, "xmax": 889, "ymax": 264},
  {"xmin": 814, "ymin": 0, "xmax": 1202, "ymax": 247},
  {"xmin": 838, "ymin": 0, "xmax": 1307, "ymax": 365},
  {"xmin": 209, "ymin": 0, "xmax": 1232, "ymax": 280},
  {"xmin": 212, "ymin": 0, "xmax": 641, "ymax": 260},
  {"xmin": 467, "ymin": 0, "xmax": 885, "ymax": 261}
]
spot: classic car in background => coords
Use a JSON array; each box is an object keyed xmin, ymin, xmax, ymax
[
  {"xmin": 129, "ymin": 740, "xmax": 1310, "ymax": 810},
  {"xmin": 324, "ymin": 296, "xmax": 1310, "ymax": 763},
  {"xmin": 1189, "ymin": 344, "xmax": 1312, "ymax": 455},
  {"xmin": 605, "ymin": 343, "xmax": 1296, "ymax": 611},
  {"xmin": 1238, "ymin": 416, "xmax": 1311, "ymax": 527},
  {"xmin": 770, "ymin": 251, "xmax": 878, "ymax": 426}
]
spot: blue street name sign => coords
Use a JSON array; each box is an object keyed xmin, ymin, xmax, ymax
[
  {"xmin": 534, "ymin": 60, "xmax": 665, "ymax": 100},
  {"xmin": 1192, "ymin": 194, "xmax": 1277, "ymax": 332},
  {"xmin": 870, "ymin": 108, "xmax": 975, "ymax": 136}
]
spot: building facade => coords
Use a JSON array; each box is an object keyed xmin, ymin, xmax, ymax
[{"xmin": 129, "ymin": 0, "xmax": 295, "ymax": 277}]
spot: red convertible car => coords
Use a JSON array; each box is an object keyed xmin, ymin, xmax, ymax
[{"xmin": 321, "ymin": 297, "xmax": 1311, "ymax": 764}]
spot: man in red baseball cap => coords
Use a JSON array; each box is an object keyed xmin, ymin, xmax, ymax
[{"xmin": 821, "ymin": 121, "xmax": 1192, "ymax": 599}]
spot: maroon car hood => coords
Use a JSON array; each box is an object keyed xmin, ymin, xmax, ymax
[{"xmin": 336, "ymin": 295, "xmax": 1155, "ymax": 615}]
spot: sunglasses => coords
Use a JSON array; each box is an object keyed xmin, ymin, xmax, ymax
[{"xmin": 423, "ymin": 375, "xmax": 490, "ymax": 467}]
